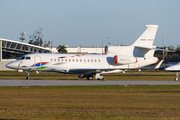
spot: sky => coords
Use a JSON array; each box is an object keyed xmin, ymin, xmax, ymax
[{"xmin": 0, "ymin": 0, "xmax": 180, "ymax": 48}]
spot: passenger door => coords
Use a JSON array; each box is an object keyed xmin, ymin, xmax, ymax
[{"xmin": 34, "ymin": 56, "xmax": 41, "ymax": 68}]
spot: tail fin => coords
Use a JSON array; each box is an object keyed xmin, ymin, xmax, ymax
[
  {"xmin": 132, "ymin": 25, "xmax": 158, "ymax": 57},
  {"xmin": 107, "ymin": 25, "xmax": 158, "ymax": 57},
  {"xmin": 132, "ymin": 25, "xmax": 158, "ymax": 47}
]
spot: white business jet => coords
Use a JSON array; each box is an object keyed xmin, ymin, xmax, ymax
[
  {"xmin": 6, "ymin": 25, "xmax": 162, "ymax": 80},
  {"xmin": 165, "ymin": 63, "xmax": 180, "ymax": 81}
]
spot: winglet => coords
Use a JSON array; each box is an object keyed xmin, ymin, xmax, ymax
[{"xmin": 154, "ymin": 60, "xmax": 163, "ymax": 69}]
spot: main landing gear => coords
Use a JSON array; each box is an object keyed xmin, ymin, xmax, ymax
[
  {"xmin": 78, "ymin": 74, "xmax": 104, "ymax": 80},
  {"xmin": 87, "ymin": 75, "xmax": 94, "ymax": 80},
  {"xmin": 95, "ymin": 74, "xmax": 104, "ymax": 80}
]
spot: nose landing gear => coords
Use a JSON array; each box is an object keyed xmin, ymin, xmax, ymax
[
  {"xmin": 26, "ymin": 71, "xmax": 31, "ymax": 80},
  {"xmin": 175, "ymin": 72, "xmax": 179, "ymax": 81}
]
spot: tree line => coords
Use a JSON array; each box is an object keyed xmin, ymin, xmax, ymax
[
  {"xmin": 28, "ymin": 28, "xmax": 67, "ymax": 53},
  {"xmin": 155, "ymin": 45, "xmax": 180, "ymax": 63}
]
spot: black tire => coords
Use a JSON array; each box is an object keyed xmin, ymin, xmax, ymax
[{"xmin": 87, "ymin": 75, "xmax": 93, "ymax": 80}]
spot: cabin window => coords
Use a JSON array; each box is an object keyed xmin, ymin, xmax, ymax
[
  {"xmin": 69, "ymin": 59, "xmax": 71, "ymax": 62},
  {"xmin": 98, "ymin": 59, "xmax": 100, "ymax": 62},
  {"xmin": 62, "ymin": 59, "xmax": 64, "ymax": 62},
  {"xmin": 87, "ymin": 59, "xmax": 89, "ymax": 62},
  {"xmin": 91, "ymin": 59, "xmax": 93, "ymax": 62},
  {"xmin": 54, "ymin": 59, "xmax": 56, "ymax": 62},
  {"xmin": 84, "ymin": 59, "xmax": 86, "ymax": 62},
  {"xmin": 51, "ymin": 59, "xmax": 53, "ymax": 62},
  {"xmin": 76, "ymin": 59, "xmax": 78, "ymax": 62},
  {"xmin": 65, "ymin": 59, "xmax": 67, "ymax": 62},
  {"xmin": 80, "ymin": 59, "xmax": 82, "ymax": 62},
  {"xmin": 25, "ymin": 57, "xmax": 31, "ymax": 60},
  {"xmin": 72, "ymin": 59, "xmax": 74, "ymax": 62},
  {"xmin": 58, "ymin": 59, "xmax": 60, "ymax": 62},
  {"xmin": 94, "ymin": 59, "xmax": 97, "ymax": 62}
]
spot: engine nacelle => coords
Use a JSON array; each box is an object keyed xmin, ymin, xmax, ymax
[{"xmin": 113, "ymin": 55, "xmax": 138, "ymax": 65}]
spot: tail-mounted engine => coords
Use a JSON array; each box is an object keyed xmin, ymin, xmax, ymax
[{"xmin": 113, "ymin": 55, "xmax": 138, "ymax": 66}]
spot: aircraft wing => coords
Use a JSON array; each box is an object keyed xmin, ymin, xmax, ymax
[
  {"xmin": 68, "ymin": 68, "xmax": 124, "ymax": 74},
  {"xmin": 48, "ymin": 67, "xmax": 123, "ymax": 74}
]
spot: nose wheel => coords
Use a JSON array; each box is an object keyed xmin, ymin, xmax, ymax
[
  {"xmin": 26, "ymin": 71, "xmax": 31, "ymax": 80},
  {"xmin": 175, "ymin": 72, "xmax": 179, "ymax": 81}
]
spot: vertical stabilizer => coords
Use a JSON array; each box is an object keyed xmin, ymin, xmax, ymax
[
  {"xmin": 107, "ymin": 25, "xmax": 159, "ymax": 57},
  {"xmin": 132, "ymin": 25, "xmax": 158, "ymax": 47}
]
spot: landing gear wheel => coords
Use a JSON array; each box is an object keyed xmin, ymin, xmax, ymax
[
  {"xmin": 175, "ymin": 72, "xmax": 179, "ymax": 81},
  {"xmin": 87, "ymin": 75, "xmax": 93, "ymax": 80},
  {"xmin": 26, "ymin": 71, "xmax": 31, "ymax": 80}
]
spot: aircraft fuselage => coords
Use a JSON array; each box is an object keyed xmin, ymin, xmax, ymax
[{"xmin": 6, "ymin": 53, "xmax": 158, "ymax": 74}]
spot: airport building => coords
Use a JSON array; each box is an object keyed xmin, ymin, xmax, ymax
[{"xmin": 66, "ymin": 45, "xmax": 103, "ymax": 54}]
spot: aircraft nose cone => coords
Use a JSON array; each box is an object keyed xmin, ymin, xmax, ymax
[
  {"xmin": 5, "ymin": 62, "xmax": 13, "ymax": 69},
  {"xmin": 5, "ymin": 61, "xmax": 17, "ymax": 69},
  {"xmin": 165, "ymin": 67, "xmax": 173, "ymax": 71},
  {"xmin": 165, "ymin": 64, "xmax": 180, "ymax": 72}
]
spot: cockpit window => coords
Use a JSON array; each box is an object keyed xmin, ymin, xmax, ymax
[
  {"xmin": 18, "ymin": 56, "xmax": 25, "ymax": 60},
  {"xmin": 18, "ymin": 56, "xmax": 31, "ymax": 60},
  {"xmin": 25, "ymin": 57, "xmax": 31, "ymax": 60}
]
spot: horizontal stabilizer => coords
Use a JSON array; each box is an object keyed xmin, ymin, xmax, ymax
[{"xmin": 135, "ymin": 46, "xmax": 170, "ymax": 51}]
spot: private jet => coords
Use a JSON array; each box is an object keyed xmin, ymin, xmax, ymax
[
  {"xmin": 6, "ymin": 25, "xmax": 163, "ymax": 80},
  {"xmin": 165, "ymin": 63, "xmax": 180, "ymax": 81}
]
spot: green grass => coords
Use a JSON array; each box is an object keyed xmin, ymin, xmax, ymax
[
  {"xmin": 0, "ymin": 71, "xmax": 179, "ymax": 119},
  {"xmin": 0, "ymin": 85, "xmax": 180, "ymax": 119}
]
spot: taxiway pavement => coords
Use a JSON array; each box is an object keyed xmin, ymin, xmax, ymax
[{"xmin": 0, "ymin": 79, "xmax": 180, "ymax": 86}]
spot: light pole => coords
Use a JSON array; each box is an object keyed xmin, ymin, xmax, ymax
[
  {"xmin": 162, "ymin": 34, "xmax": 169, "ymax": 62},
  {"xmin": 19, "ymin": 32, "xmax": 26, "ymax": 43},
  {"xmin": 48, "ymin": 40, "xmax": 53, "ymax": 53},
  {"xmin": 51, "ymin": 40, "xmax": 53, "ymax": 49},
  {"xmin": 102, "ymin": 37, "xmax": 108, "ymax": 54}
]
